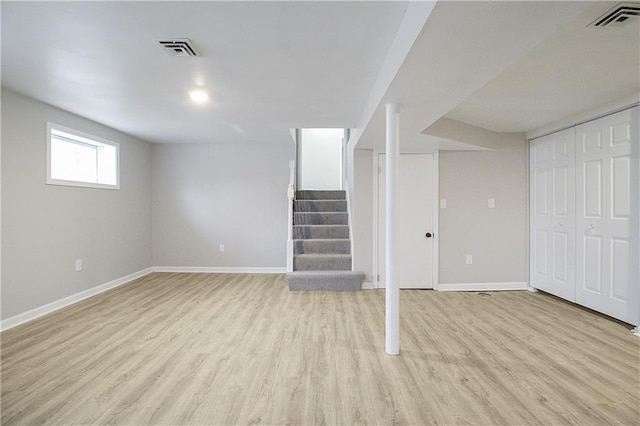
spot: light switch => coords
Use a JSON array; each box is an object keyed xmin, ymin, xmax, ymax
[
  {"xmin": 440, "ymin": 199, "xmax": 447, "ymax": 209},
  {"xmin": 488, "ymin": 198, "xmax": 495, "ymax": 208}
]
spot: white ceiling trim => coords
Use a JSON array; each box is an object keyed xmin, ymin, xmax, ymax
[
  {"xmin": 348, "ymin": 1, "xmax": 437, "ymax": 150},
  {"xmin": 354, "ymin": 1, "xmax": 594, "ymax": 152}
]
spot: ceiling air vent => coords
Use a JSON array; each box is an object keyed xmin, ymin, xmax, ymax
[
  {"xmin": 157, "ymin": 39, "xmax": 198, "ymax": 57},
  {"xmin": 589, "ymin": 2, "xmax": 640, "ymax": 27}
]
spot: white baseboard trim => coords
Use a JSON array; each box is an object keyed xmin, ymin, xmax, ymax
[
  {"xmin": 153, "ymin": 266, "xmax": 286, "ymax": 274},
  {"xmin": 437, "ymin": 282, "xmax": 528, "ymax": 292},
  {"xmin": 1, "ymin": 267, "xmax": 154, "ymax": 332},
  {"xmin": 361, "ymin": 281, "xmax": 376, "ymax": 290}
]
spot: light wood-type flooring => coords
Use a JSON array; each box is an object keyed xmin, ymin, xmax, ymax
[{"xmin": 2, "ymin": 273, "xmax": 639, "ymax": 425}]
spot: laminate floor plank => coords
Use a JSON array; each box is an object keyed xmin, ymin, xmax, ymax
[{"xmin": 2, "ymin": 273, "xmax": 638, "ymax": 425}]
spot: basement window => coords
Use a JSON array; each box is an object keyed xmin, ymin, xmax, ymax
[{"xmin": 47, "ymin": 123, "xmax": 119, "ymax": 189}]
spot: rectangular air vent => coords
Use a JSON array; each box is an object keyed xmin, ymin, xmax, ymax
[
  {"xmin": 589, "ymin": 2, "xmax": 639, "ymax": 27},
  {"xmin": 157, "ymin": 39, "xmax": 198, "ymax": 57}
]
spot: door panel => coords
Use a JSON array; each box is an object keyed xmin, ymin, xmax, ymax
[
  {"xmin": 378, "ymin": 154, "xmax": 434, "ymax": 289},
  {"xmin": 530, "ymin": 128, "xmax": 576, "ymax": 301},
  {"xmin": 583, "ymin": 160, "xmax": 602, "ymax": 218},
  {"xmin": 554, "ymin": 167, "xmax": 568, "ymax": 216},
  {"xmin": 553, "ymin": 231, "xmax": 568, "ymax": 283},
  {"xmin": 534, "ymin": 169, "xmax": 549, "ymax": 215},
  {"xmin": 582, "ymin": 235, "xmax": 602, "ymax": 293},
  {"xmin": 575, "ymin": 107, "xmax": 639, "ymax": 324},
  {"xmin": 611, "ymin": 238, "xmax": 630, "ymax": 302},
  {"xmin": 612, "ymin": 155, "xmax": 631, "ymax": 218}
]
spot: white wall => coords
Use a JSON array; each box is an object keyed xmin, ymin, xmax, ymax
[
  {"xmin": 352, "ymin": 149, "xmax": 374, "ymax": 283},
  {"xmin": 351, "ymin": 134, "xmax": 528, "ymax": 286},
  {"xmin": 152, "ymin": 143, "xmax": 293, "ymax": 268},
  {"xmin": 1, "ymin": 89, "xmax": 152, "ymax": 319},
  {"xmin": 439, "ymin": 134, "xmax": 528, "ymax": 284},
  {"xmin": 299, "ymin": 128, "xmax": 343, "ymax": 190}
]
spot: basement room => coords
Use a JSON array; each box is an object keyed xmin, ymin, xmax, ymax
[{"xmin": 1, "ymin": 1, "xmax": 639, "ymax": 425}]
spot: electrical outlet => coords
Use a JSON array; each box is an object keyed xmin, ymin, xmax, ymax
[
  {"xmin": 440, "ymin": 199, "xmax": 447, "ymax": 209},
  {"xmin": 219, "ymin": 244, "xmax": 225, "ymax": 252},
  {"xmin": 75, "ymin": 259, "xmax": 83, "ymax": 271},
  {"xmin": 488, "ymin": 198, "xmax": 495, "ymax": 208},
  {"xmin": 466, "ymin": 255, "xmax": 473, "ymax": 265}
]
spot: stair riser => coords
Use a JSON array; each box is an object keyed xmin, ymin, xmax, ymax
[
  {"xmin": 293, "ymin": 226, "xmax": 349, "ymax": 239},
  {"xmin": 294, "ymin": 257, "xmax": 352, "ymax": 271},
  {"xmin": 286, "ymin": 274, "xmax": 362, "ymax": 291},
  {"xmin": 294, "ymin": 213, "xmax": 347, "ymax": 225},
  {"xmin": 294, "ymin": 200, "xmax": 347, "ymax": 213},
  {"xmin": 294, "ymin": 240, "xmax": 350, "ymax": 255},
  {"xmin": 296, "ymin": 190, "xmax": 346, "ymax": 200}
]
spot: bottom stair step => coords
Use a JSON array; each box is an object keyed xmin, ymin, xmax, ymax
[
  {"xmin": 294, "ymin": 254, "xmax": 351, "ymax": 271},
  {"xmin": 286, "ymin": 271, "xmax": 365, "ymax": 291}
]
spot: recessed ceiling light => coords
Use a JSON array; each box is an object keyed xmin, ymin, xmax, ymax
[{"xmin": 189, "ymin": 90, "xmax": 209, "ymax": 104}]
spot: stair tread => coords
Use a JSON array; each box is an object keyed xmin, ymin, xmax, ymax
[
  {"xmin": 287, "ymin": 271, "xmax": 364, "ymax": 276},
  {"xmin": 294, "ymin": 253, "xmax": 351, "ymax": 258},
  {"xmin": 286, "ymin": 270, "xmax": 364, "ymax": 291},
  {"xmin": 294, "ymin": 212, "xmax": 346, "ymax": 214},
  {"xmin": 294, "ymin": 238, "xmax": 350, "ymax": 242},
  {"xmin": 294, "ymin": 224, "xmax": 348, "ymax": 227}
]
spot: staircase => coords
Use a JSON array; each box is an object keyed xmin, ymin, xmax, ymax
[{"xmin": 286, "ymin": 190, "xmax": 364, "ymax": 291}]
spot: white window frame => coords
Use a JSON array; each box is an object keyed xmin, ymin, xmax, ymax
[{"xmin": 46, "ymin": 122, "xmax": 120, "ymax": 190}]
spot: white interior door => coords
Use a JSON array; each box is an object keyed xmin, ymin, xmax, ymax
[
  {"xmin": 377, "ymin": 153, "xmax": 435, "ymax": 289},
  {"xmin": 530, "ymin": 128, "xmax": 576, "ymax": 301},
  {"xmin": 575, "ymin": 107, "xmax": 639, "ymax": 325}
]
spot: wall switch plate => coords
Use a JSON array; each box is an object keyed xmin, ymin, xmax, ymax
[
  {"xmin": 466, "ymin": 255, "xmax": 473, "ymax": 265},
  {"xmin": 440, "ymin": 199, "xmax": 447, "ymax": 209},
  {"xmin": 219, "ymin": 244, "xmax": 225, "ymax": 252},
  {"xmin": 75, "ymin": 259, "xmax": 82, "ymax": 271},
  {"xmin": 488, "ymin": 198, "xmax": 495, "ymax": 208}
]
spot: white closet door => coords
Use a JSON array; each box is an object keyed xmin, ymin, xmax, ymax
[
  {"xmin": 530, "ymin": 128, "xmax": 576, "ymax": 301},
  {"xmin": 575, "ymin": 107, "xmax": 639, "ymax": 325}
]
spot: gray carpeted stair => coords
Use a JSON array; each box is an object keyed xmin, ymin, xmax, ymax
[
  {"xmin": 293, "ymin": 225, "xmax": 349, "ymax": 239},
  {"xmin": 287, "ymin": 271, "xmax": 364, "ymax": 291},
  {"xmin": 294, "ymin": 239, "xmax": 350, "ymax": 254},
  {"xmin": 294, "ymin": 212, "xmax": 348, "ymax": 225},
  {"xmin": 294, "ymin": 254, "xmax": 352, "ymax": 271},
  {"xmin": 296, "ymin": 190, "xmax": 346, "ymax": 200},
  {"xmin": 295, "ymin": 200, "xmax": 347, "ymax": 212},
  {"xmin": 286, "ymin": 190, "xmax": 365, "ymax": 291}
]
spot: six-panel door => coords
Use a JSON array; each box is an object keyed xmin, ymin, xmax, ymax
[
  {"xmin": 530, "ymin": 128, "xmax": 576, "ymax": 301},
  {"xmin": 575, "ymin": 108, "xmax": 639, "ymax": 325}
]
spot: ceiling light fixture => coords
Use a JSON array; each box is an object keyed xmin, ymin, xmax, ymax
[{"xmin": 189, "ymin": 90, "xmax": 209, "ymax": 104}]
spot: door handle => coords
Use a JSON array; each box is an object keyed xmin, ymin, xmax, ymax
[{"xmin": 425, "ymin": 232, "xmax": 433, "ymax": 238}]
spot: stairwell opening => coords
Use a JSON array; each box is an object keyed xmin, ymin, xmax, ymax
[
  {"xmin": 296, "ymin": 128, "xmax": 347, "ymax": 191},
  {"xmin": 286, "ymin": 128, "xmax": 364, "ymax": 290}
]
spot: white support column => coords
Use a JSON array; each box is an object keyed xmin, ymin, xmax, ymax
[{"xmin": 385, "ymin": 103, "xmax": 399, "ymax": 355}]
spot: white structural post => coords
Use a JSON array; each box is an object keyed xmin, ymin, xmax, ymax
[{"xmin": 385, "ymin": 103, "xmax": 400, "ymax": 355}]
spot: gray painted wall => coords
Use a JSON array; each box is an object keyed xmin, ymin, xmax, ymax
[
  {"xmin": 1, "ymin": 89, "xmax": 152, "ymax": 319},
  {"xmin": 151, "ymin": 143, "xmax": 293, "ymax": 268},
  {"xmin": 439, "ymin": 134, "xmax": 528, "ymax": 283},
  {"xmin": 351, "ymin": 133, "xmax": 528, "ymax": 285},
  {"xmin": 352, "ymin": 149, "xmax": 374, "ymax": 283},
  {"xmin": 0, "ymin": 88, "xmax": 527, "ymax": 322}
]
